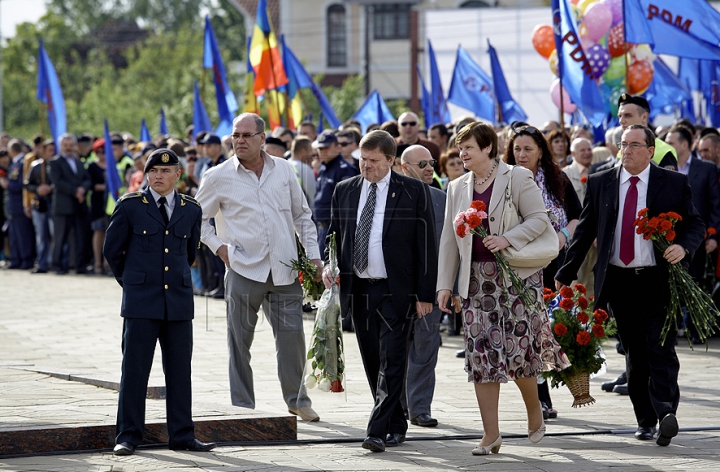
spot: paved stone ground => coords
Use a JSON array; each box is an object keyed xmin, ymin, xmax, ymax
[{"xmin": 1, "ymin": 268, "xmax": 720, "ymax": 471}]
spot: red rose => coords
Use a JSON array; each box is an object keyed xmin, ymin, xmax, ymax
[
  {"xmin": 331, "ymin": 380, "xmax": 344, "ymax": 392},
  {"xmin": 593, "ymin": 309, "xmax": 609, "ymax": 322},
  {"xmin": 666, "ymin": 230, "xmax": 676, "ymax": 241},
  {"xmin": 576, "ymin": 331, "xmax": 591, "ymax": 345},
  {"xmin": 543, "ymin": 294, "xmax": 553, "ymax": 303},
  {"xmin": 466, "ymin": 214, "xmax": 482, "ymax": 229},
  {"xmin": 560, "ymin": 286, "xmax": 574, "ymax": 299},
  {"xmin": 471, "ymin": 200, "xmax": 487, "ymax": 212},
  {"xmin": 660, "ymin": 220, "xmax": 673, "ymax": 231},
  {"xmin": 708, "ymin": 227, "xmax": 717, "ymax": 236},
  {"xmin": 580, "ymin": 176, "xmax": 588, "ymax": 184},
  {"xmin": 543, "ymin": 287, "xmax": 555, "ymax": 296},
  {"xmin": 592, "ymin": 324, "xmax": 605, "ymax": 338},
  {"xmin": 577, "ymin": 296, "xmax": 588, "ymax": 310},
  {"xmin": 667, "ymin": 211, "xmax": 682, "ymax": 221},
  {"xmin": 559, "ymin": 298, "xmax": 575, "ymax": 311},
  {"xmin": 638, "ymin": 208, "xmax": 648, "ymax": 217},
  {"xmin": 573, "ymin": 283, "xmax": 587, "ymax": 294},
  {"xmin": 554, "ymin": 322, "xmax": 568, "ymax": 336},
  {"xmin": 577, "ymin": 312, "xmax": 589, "ymax": 324},
  {"xmin": 298, "ymin": 271, "xmax": 304, "ymax": 284},
  {"xmin": 456, "ymin": 224, "xmax": 467, "ymax": 238}
]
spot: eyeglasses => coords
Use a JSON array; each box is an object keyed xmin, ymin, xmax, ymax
[
  {"xmin": 400, "ymin": 121, "xmax": 418, "ymax": 127},
  {"xmin": 511, "ymin": 125, "xmax": 539, "ymax": 136},
  {"xmin": 231, "ymin": 132, "xmax": 263, "ymax": 141},
  {"xmin": 407, "ymin": 159, "xmax": 436, "ymax": 169},
  {"xmin": 338, "ymin": 141, "xmax": 353, "ymax": 147},
  {"xmin": 187, "ymin": 157, "xmax": 198, "ymax": 162},
  {"xmin": 618, "ymin": 142, "xmax": 650, "ymax": 151}
]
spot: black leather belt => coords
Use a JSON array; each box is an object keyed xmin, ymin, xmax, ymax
[
  {"xmin": 610, "ymin": 264, "xmax": 657, "ymax": 275},
  {"xmin": 360, "ymin": 277, "xmax": 386, "ymax": 285}
]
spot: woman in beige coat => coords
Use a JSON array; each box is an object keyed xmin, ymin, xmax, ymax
[{"xmin": 437, "ymin": 122, "xmax": 569, "ymax": 456}]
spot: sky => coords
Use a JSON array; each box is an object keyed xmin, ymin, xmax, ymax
[{"xmin": 1, "ymin": 0, "xmax": 47, "ymax": 39}]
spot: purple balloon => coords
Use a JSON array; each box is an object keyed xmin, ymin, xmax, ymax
[
  {"xmin": 587, "ymin": 44, "xmax": 610, "ymax": 77},
  {"xmin": 602, "ymin": 0, "xmax": 623, "ymax": 26}
]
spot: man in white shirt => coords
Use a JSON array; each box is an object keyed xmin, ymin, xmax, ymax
[
  {"xmin": 288, "ymin": 136, "xmax": 317, "ymax": 208},
  {"xmin": 195, "ymin": 113, "xmax": 323, "ymax": 422}
]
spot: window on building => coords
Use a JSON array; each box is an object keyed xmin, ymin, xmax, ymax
[
  {"xmin": 327, "ymin": 4, "xmax": 347, "ymax": 67},
  {"xmin": 373, "ymin": 4, "xmax": 411, "ymax": 40}
]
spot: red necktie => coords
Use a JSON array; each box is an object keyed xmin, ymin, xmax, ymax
[{"xmin": 620, "ymin": 176, "xmax": 639, "ymax": 265}]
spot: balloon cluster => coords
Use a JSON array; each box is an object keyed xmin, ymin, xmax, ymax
[{"xmin": 532, "ymin": 0, "xmax": 655, "ymax": 116}]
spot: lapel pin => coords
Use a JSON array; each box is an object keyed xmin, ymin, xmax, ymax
[
  {"xmin": 180, "ymin": 199, "xmax": 186, "ymax": 206},
  {"xmin": 392, "ymin": 192, "xmax": 396, "ymax": 198},
  {"xmin": 142, "ymin": 196, "xmax": 148, "ymax": 204}
]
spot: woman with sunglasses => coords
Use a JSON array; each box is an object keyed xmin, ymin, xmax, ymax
[
  {"xmin": 505, "ymin": 123, "xmax": 582, "ymax": 420},
  {"xmin": 437, "ymin": 122, "xmax": 569, "ymax": 456}
]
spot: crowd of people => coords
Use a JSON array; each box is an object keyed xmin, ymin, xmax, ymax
[{"xmin": 1, "ymin": 92, "xmax": 719, "ymax": 455}]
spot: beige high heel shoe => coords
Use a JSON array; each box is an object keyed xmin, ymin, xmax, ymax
[
  {"xmin": 471, "ymin": 435, "xmax": 502, "ymax": 455},
  {"xmin": 528, "ymin": 418, "xmax": 546, "ymax": 444}
]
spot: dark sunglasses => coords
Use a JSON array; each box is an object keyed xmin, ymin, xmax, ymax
[
  {"xmin": 511, "ymin": 125, "xmax": 540, "ymax": 137},
  {"xmin": 407, "ymin": 159, "xmax": 436, "ymax": 169},
  {"xmin": 400, "ymin": 121, "xmax": 417, "ymax": 127}
]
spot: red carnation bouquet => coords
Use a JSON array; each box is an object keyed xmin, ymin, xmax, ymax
[
  {"xmin": 635, "ymin": 209, "xmax": 720, "ymax": 346},
  {"xmin": 454, "ymin": 200, "xmax": 539, "ymax": 309},
  {"xmin": 543, "ymin": 284, "xmax": 617, "ymax": 405}
]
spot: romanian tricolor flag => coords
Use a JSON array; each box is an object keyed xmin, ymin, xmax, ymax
[
  {"xmin": 249, "ymin": 0, "xmax": 288, "ymax": 97},
  {"xmin": 280, "ymin": 34, "xmax": 303, "ymax": 130},
  {"xmin": 243, "ymin": 36, "xmax": 259, "ymax": 115}
]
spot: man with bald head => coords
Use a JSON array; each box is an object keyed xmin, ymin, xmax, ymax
[
  {"xmin": 697, "ymin": 133, "xmax": 720, "ymax": 167},
  {"xmin": 397, "ymin": 112, "xmax": 441, "ymax": 187},
  {"xmin": 399, "ymin": 145, "xmax": 447, "ymax": 427}
]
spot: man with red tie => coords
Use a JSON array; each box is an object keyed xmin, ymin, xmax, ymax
[{"xmin": 555, "ymin": 125, "xmax": 705, "ymax": 447}]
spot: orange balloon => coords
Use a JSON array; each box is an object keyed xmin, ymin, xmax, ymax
[
  {"xmin": 532, "ymin": 24, "xmax": 556, "ymax": 59},
  {"xmin": 608, "ymin": 23, "xmax": 627, "ymax": 58},
  {"xmin": 627, "ymin": 59, "xmax": 654, "ymax": 95}
]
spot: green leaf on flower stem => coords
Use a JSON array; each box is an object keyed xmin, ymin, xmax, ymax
[
  {"xmin": 312, "ymin": 360, "xmax": 317, "ymax": 370},
  {"xmin": 307, "ymin": 350, "xmax": 314, "ymax": 360},
  {"xmin": 318, "ymin": 361, "xmax": 325, "ymax": 370}
]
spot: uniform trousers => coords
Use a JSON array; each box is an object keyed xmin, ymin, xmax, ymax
[
  {"xmin": 8, "ymin": 212, "xmax": 35, "ymax": 269},
  {"xmin": 351, "ymin": 276, "xmax": 410, "ymax": 439},
  {"xmin": 225, "ymin": 269, "xmax": 311, "ymax": 410},
  {"xmin": 116, "ymin": 318, "xmax": 195, "ymax": 447},
  {"xmin": 605, "ymin": 264, "xmax": 680, "ymax": 428}
]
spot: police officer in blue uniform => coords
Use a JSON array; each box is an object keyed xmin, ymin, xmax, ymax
[
  {"xmin": 7, "ymin": 139, "xmax": 35, "ymax": 269},
  {"xmin": 104, "ymin": 149, "xmax": 215, "ymax": 456}
]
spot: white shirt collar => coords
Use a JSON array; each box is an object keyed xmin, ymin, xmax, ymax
[
  {"xmin": 364, "ymin": 169, "xmax": 392, "ymax": 191},
  {"xmin": 149, "ymin": 187, "xmax": 175, "ymax": 204},
  {"xmin": 620, "ymin": 163, "xmax": 651, "ymax": 185}
]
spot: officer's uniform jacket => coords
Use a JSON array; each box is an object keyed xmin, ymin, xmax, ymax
[{"xmin": 104, "ymin": 188, "xmax": 202, "ymax": 320}]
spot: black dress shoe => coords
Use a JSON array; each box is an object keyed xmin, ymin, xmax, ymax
[
  {"xmin": 385, "ymin": 433, "xmax": 406, "ymax": 447},
  {"xmin": 170, "ymin": 438, "xmax": 216, "ymax": 452},
  {"xmin": 411, "ymin": 413, "xmax": 438, "ymax": 427},
  {"xmin": 456, "ymin": 349, "xmax": 465, "ymax": 358},
  {"xmin": 113, "ymin": 442, "xmax": 135, "ymax": 456},
  {"xmin": 657, "ymin": 413, "xmax": 678, "ymax": 446},
  {"xmin": 634, "ymin": 426, "xmax": 656, "ymax": 440},
  {"xmin": 30, "ymin": 268, "xmax": 48, "ymax": 274},
  {"xmin": 362, "ymin": 436, "xmax": 385, "ymax": 452},
  {"xmin": 207, "ymin": 287, "xmax": 225, "ymax": 299},
  {"xmin": 601, "ymin": 372, "xmax": 627, "ymax": 392},
  {"xmin": 613, "ymin": 383, "xmax": 629, "ymax": 395},
  {"xmin": 54, "ymin": 269, "xmax": 68, "ymax": 275}
]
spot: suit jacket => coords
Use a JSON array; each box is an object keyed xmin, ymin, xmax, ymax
[
  {"xmin": 103, "ymin": 189, "xmax": 202, "ymax": 321},
  {"xmin": 687, "ymin": 157, "xmax": 720, "ymax": 237},
  {"xmin": 327, "ymin": 171, "xmax": 438, "ymax": 319},
  {"xmin": 556, "ymin": 164, "xmax": 705, "ymax": 309},
  {"xmin": 428, "ymin": 186, "xmax": 446, "ymax": 247},
  {"xmin": 48, "ymin": 154, "xmax": 91, "ymax": 216},
  {"xmin": 437, "ymin": 161, "xmax": 551, "ymax": 299}
]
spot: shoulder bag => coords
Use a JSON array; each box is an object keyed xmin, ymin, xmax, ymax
[{"xmin": 499, "ymin": 166, "xmax": 559, "ymax": 269}]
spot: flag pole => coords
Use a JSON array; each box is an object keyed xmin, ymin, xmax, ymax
[
  {"xmin": 558, "ymin": 74, "xmax": 565, "ymax": 132},
  {"xmin": 39, "ymin": 102, "xmax": 45, "ymax": 140}
]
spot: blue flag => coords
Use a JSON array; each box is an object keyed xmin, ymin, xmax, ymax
[
  {"xmin": 552, "ymin": 0, "xmax": 606, "ymax": 127},
  {"xmin": 104, "ymin": 119, "xmax": 123, "ymax": 207},
  {"xmin": 317, "ymin": 112, "xmax": 324, "ymax": 134},
  {"xmin": 159, "ymin": 108, "xmax": 168, "ymax": 135},
  {"xmin": 418, "ymin": 66, "xmax": 433, "ymax": 128},
  {"xmin": 281, "ymin": 39, "xmax": 341, "ymax": 128},
  {"xmin": 428, "ymin": 40, "xmax": 451, "ymax": 126},
  {"xmin": 203, "ymin": 16, "xmax": 239, "ymax": 124},
  {"xmin": 707, "ymin": 63, "xmax": 720, "ymax": 127},
  {"xmin": 447, "ymin": 46, "xmax": 495, "ymax": 122},
  {"xmin": 624, "ymin": 0, "xmax": 720, "ymax": 60},
  {"xmin": 140, "ymin": 118, "xmax": 151, "ymax": 142},
  {"xmin": 193, "ymin": 81, "xmax": 212, "ymax": 142},
  {"xmin": 353, "ymin": 89, "xmax": 394, "ymax": 133},
  {"xmin": 645, "ymin": 57, "xmax": 692, "ymax": 119},
  {"xmin": 487, "ymin": 39, "xmax": 527, "ymax": 124},
  {"xmin": 36, "ymin": 40, "xmax": 66, "ymax": 144},
  {"xmin": 679, "ymin": 58, "xmax": 701, "ymax": 91}
]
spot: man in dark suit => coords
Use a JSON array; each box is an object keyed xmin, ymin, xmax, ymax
[
  {"xmin": 6, "ymin": 139, "xmax": 35, "ymax": 269},
  {"xmin": 556, "ymin": 125, "xmax": 705, "ymax": 447},
  {"xmin": 104, "ymin": 149, "xmax": 215, "ymax": 456},
  {"xmin": 48, "ymin": 134, "xmax": 91, "ymax": 274},
  {"xmin": 322, "ymin": 130, "xmax": 438, "ymax": 452},
  {"xmin": 399, "ymin": 144, "xmax": 447, "ymax": 428},
  {"xmin": 665, "ymin": 125, "xmax": 720, "ymax": 343}
]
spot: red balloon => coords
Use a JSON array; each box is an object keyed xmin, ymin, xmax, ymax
[
  {"xmin": 532, "ymin": 24, "xmax": 556, "ymax": 59},
  {"xmin": 608, "ymin": 23, "xmax": 627, "ymax": 58},
  {"xmin": 628, "ymin": 59, "xmax": 654, "ymax": 95}
]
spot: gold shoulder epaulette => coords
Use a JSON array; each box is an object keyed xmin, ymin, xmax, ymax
[
  {"xmin": 118, "ymin": 191, "xmax": 144, "ymax": 203},
  {"xmin": 181, "ymin": 194, "xmax": 201, "ymax": 207}
]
